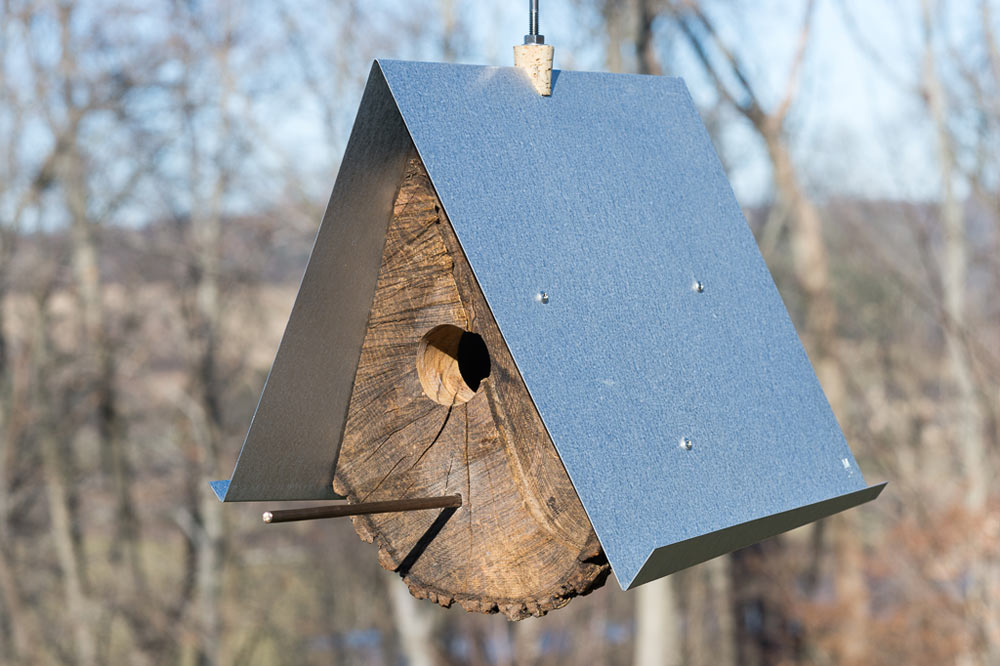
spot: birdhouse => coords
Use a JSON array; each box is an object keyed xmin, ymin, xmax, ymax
[{"xmin": 211, "ymin": 58, "xmax": 884, "ymax": 619}]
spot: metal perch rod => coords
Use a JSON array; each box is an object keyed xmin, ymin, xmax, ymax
[{"xmin": 262, "ymin": 494, "xmax": 463, "ymax": 524}]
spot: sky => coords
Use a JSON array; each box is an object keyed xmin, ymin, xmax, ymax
[
  {"xmin": 2, "ymin": 0, "xmax": 974, "ymax": 232},
  {"xmin": 463, "ymin": 0, "xmax": 940, "ymax": 205},
  {"xmin": 275, "ymin": 0, "xmax": 948, "ymax": 207}
]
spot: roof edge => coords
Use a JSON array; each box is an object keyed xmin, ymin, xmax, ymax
[
  {"xmin": 620, "ymin": 482, "xmax": 886, "ymax": 590},
  {"xmin": 214, "ymin": 61, "xmax": 411, "ymax": 502}
]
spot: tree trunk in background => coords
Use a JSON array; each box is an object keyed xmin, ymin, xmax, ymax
[
  {"xmin": 0, "ymin": 254, "xmax": 13, "ymax": 660},
  {"xmin": 761, "ymin": 128, "xmax": 843, "ymax": 404},
  {"xmin": 920, "ymin": 0, "xmax": 986, "ymax": 515},
  {"xmin": 191, "ymin": 156, "xmax": 225, "ymax": 666},
  {"xmin": 40, "ymin": 439, "xmax": 95, "ymax": 666},
  {"xmin": 186, "ymin": 14, "xmax": 242, "ymax": 662},
  {"xmin": 683, "ymin": 568, "xmax": 708, "ymax": 666},
  {"xmin": 513, "ymin": 616, "xmax": 542, "ymax": 664},
  {"xmin": 602, "ymin": 0, "xmax": 629, "ymax": 73},
  {"xmin": 64, "ymin": 121, "xmax": 146, "ymax": 599},
  {"xmin": 633, "ymin": 576, "xmax": 681, "ymax": 666},
  {"xmin": 921, "ymin": 2, "xmax": 993, "ymax": 661},
  {"xmin": 0, "ymin": 554, "xmax": 27, "ymax": 662},
  {"xmin": 195, "ymin": 466, "xmax": 223, "ymax": 666},
  {"xmin": 388, "ymin": 574, "xmax": 438, "ymax": 666},
  {"xmin": 56, "ymin": 2, "xmax": 146, "ymax": 627},
  {"xmin": 680, "ymin": 559, "xmax": 736, "ymax": 666},
  {"xmin": 34, "ymin": 294, "xmax": 96, "ymax": 666},
  {"xmin": 636, "ymin": 0, "xmax": 662, "ymax": 76},
  {"xmin": 0, "ymin": 302, "xmax": 31, "ymax": 662},
  {"xmin": 706, "ymin": 556, "xmax": 736, "ymax": 666},
  {"xmin": 188, "ymin": 118, "xmax": 226, "ymax": 666},
  {"xmin": 439, "ymin": 0, "xmax": 458, "ymax": 62},
  {"xmin": 64, "ymin": 151, "xmax": 102, "ymax": 353},
  {"xmin": 759, "ymin": 118, "xmax": 869, "ymax": 666},
  {"xmin": 0, "ymin": 293, "xmax": 33, "ymax": 662},
  {"xmin": 175, "ymin": 220, "xmax": 226, "ymax": 666}
]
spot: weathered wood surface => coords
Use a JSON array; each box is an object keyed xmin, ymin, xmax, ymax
[{"xmin": 333, "ymin": 152, "xmax": 609, "ymax": 620}]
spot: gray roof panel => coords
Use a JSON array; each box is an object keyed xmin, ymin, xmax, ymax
[
  {"xmin": 214, "ymin": 64, "xmax": 410, "ymax": 502},
  {"xmin": 378, "ymin": 60, "xmax": 879, "ymax": 589}
]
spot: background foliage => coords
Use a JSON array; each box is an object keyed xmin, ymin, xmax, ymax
[{"xmin": 1, "ymin": 1, "xmax": 998, "ymax": 664}]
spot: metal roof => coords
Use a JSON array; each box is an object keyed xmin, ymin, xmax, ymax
[{"xmin": 214, "ymin": 60, "xmax": 883, "ymax": 590}]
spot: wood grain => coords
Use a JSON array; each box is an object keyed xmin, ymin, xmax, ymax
[{"xmin": 333, "ymin": 152, "xmax": 609, "ymax": 619}]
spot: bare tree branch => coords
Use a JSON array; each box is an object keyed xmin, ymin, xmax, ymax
[{"xmin": 774, "ymin": 0, "xmax": 816, "ymax": 124}]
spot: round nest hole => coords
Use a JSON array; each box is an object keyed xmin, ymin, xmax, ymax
[{"xmin": 416, "ymin": 325, "xmax": 491, "ymax": 406}]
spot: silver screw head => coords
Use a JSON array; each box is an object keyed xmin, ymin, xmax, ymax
[
  {"xmin": 536, "ymin": 291, "xmax": 549, "ymax": 304},
  {"xmin": 693, "ymin": 280, "xmax": 705, "ymax": 293},
  {"xmin": 681, "ymin": 437, "xmax": 693, "ymax": 451}
]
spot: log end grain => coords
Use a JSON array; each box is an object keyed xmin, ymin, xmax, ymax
[{"xmin": 333, "ymin": 151, "xmax": 610, "ymax": 620}]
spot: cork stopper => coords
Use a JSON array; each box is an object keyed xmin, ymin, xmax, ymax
[{"xmin": 514, "ymin": 43, "xmax": 555, "ymax": 96}]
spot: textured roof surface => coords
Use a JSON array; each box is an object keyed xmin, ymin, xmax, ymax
[{"xmin": 215, "ymin": 60, "xmax": 882, "ymax": 589}]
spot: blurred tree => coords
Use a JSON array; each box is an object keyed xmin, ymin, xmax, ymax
[
  {"xmin": 919, "ymin": 1, "xmax": 996, "ymax": 661},
  {"xmin": 633, "ymin": 577, "xmax": 681, "ymax": 666},
  {"xmin": 389, "ymin": 574, "xmax": 440, "ymax": 666},
  {"xmin": 920, "ymin": 0, "xmax": 987, "ymax": 513},
  {"xmin": 3, "ymin": 1, "xmax": 154, "ymax": 662},
  {"xmin": 0, "ymin": 2, "xmax": 33, "ymax": 660}
]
